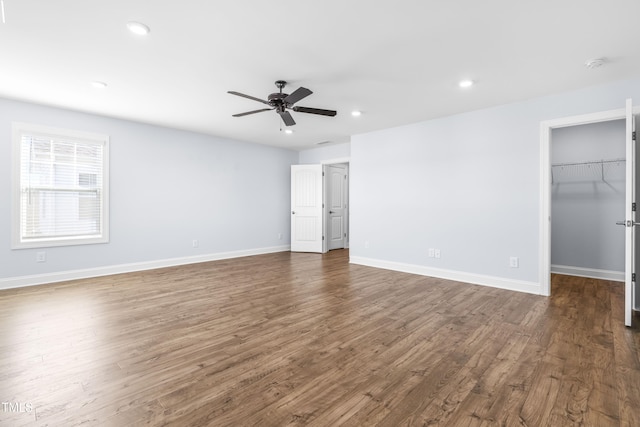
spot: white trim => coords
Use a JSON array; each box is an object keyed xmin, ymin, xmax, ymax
[
  {"xmin": 350, "ymin": 256, "xmax": 541, "ymax": 295},
  {"xmin": 551, "ymin": 265, "xmax": 624, "ymax": 282},
  {"xmin": 539, "ymin": 107, "xmax": 634, "ymax": 296},
  {"xmin": 0, "ymin": 245, "xmax": 290, "ymax": 290},
  {"xmin": 11, "ymin": 122, "xmax": 110, "ymax": 249}
]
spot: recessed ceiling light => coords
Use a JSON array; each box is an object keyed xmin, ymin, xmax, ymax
[
  {"xmin": 91, "ymin": 81, "xmax": 108, "ymax": 89},
  {"xmin": 585, "ymin": 58, "xmax": 605, "ymax": 69},
  {"xmin": 284, "ymin": 129, "xmax": 293, "ymax": 134},
  {"xmin": 459, "ymin": 79, "xmax": 474, "ymax": 88},
  {"xmin": 351, "ymin": 110, "xmax": 362, "ymax": 117},
  {"xmin": 127, "ymin": 21, "xmax": 150, "ymax": 35}
]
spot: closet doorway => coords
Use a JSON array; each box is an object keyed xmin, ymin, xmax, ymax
[
  {"xmin": 540, "ymin": 99, "xmax": 639, "ymax": 326},
  {"xmin": 550, "ymin": 119, "xmax": 626, "ymax": 281}
]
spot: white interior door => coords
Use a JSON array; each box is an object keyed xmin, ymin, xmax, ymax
[
  {"xmin": 624, "ymin": 98, "xmax": 636, "ymax": 327},
  {"xmin": 291, "ymin": 165, "xmax": 323, "ymax": 253},
  {"xmin": 325, "ymin": 165, "xmax": 347, "ymax": 251}
]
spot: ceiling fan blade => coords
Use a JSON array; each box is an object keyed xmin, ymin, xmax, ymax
[
  {"xmin": 227, "ymin": 91, "xmax": 270, "ymax": 105},
  {"xmin": 232, "ymin": 108, "xmax": 272, "ymax": 117},
  {"xmin": 283, "ymin": 87, "xmax": 312, "ymax": 105},
  {"xmin": 292, "ymin": 106, "xmax": 337, "ymax": 117},
  {"xmin": 278, "ymin": 110, "xmax": 296, "ymax": 126}
]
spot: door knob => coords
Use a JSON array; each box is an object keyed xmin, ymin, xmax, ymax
[
  {"xmin": 291, "ymin": 211, "xmax": 295, "ymax": 215},
  {"xmin": 329, "ymin": 210, "xmax": 335, "ymax": 214},
  {"xmin": 615, "ymin": 220, "xmax": 640, "ymax": 227}
]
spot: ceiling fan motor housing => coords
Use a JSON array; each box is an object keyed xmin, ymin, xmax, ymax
[
  {"xmin": 267, "ymin": 93, "xmax": 289, "ymax": 112},
  {"xmin": 268, "ymin": 92, "xmax": 288, "ymax": 103}
]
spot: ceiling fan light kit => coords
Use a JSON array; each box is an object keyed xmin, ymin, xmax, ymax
[
  {"xmin": 91, "ymin": 81, "xmax": 108, "ymax": 89},
  {"xmin": 127, "ymin": 21, "xmax": 150, "ymax": 35},
  {"xmin": 228, "ymin": 80, "xmax": 337, "ymax": 127},
  {"xmin": 584, "ymin": 58, "xmax": 605, "ymax": 69}
]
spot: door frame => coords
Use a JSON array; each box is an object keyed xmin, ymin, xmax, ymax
[
  {"xmin": 319, "ymin": 157, "xmax": 350, "ymax": 254},
  {"xmin": 539, "ymin": 105, "xmax": 640, "ymax": 296},
  {"xmin": 323, "ymin": 163, "xmax": 349, "ymax": 253}
]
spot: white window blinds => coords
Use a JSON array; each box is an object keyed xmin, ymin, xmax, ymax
[{"xmin": 13, "ymin": 123, "xmax": 109, "ymax": 248}]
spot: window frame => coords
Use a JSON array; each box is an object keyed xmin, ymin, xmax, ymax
[{"xmin": 11, "ymin": 122, "xmax": 110, "ymax": 249}]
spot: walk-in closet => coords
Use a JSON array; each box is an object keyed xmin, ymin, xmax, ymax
[{"xmin": 551, "ymin": 119, "xmax": 626, "ymax": 280}]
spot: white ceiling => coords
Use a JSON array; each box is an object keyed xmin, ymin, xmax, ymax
[{"xmin": 1, "ymin": 1, "xmax": 639, "ymax": 150}]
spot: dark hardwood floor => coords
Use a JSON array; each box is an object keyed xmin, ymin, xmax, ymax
[{"xmin": 1, "ymin": 249, "xmax": 639, "ymax": 426}]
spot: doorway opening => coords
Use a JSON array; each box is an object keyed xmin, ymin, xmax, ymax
[
  {"xmin": 324, "ymin": 163, "xmax": 349, "ymax": 252},
  {"xmin": 540, "ymin": 101, "xmax": 639, "ymax": 326},
  {"xmin": 540, "ymin": 107, "xmax": 630, "ymax": 296},
  {"xmin": 550, "ymin": 120, "xmax": 625, "ymax": 282}
]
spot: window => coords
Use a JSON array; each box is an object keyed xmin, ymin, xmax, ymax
[{"xmin": 12, "ymin": 123, "xmax": 109, "ymax": 249}]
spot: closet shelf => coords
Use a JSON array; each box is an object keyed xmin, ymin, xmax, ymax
[
  {"xmin": 551, "ymin": 158, "xmax": 625, "ymax": 184},
  {"xmin": 551, "ymin": 158, "xmax": 625, "ymax": 168}
]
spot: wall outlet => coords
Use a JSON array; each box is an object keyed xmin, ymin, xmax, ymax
[
  {"xmin": 192, "ymin": 239, "xmax": 199, "ymax": 248},
  {"xmin": 510, "ymin": 256, "xmax": 519, "ymax": 268},
  {"xmin": 36, "ymin": 251, "xmax": 46, "ymax": 263},
  {"xmin": 434, "ymin": 249, "xmax": 441, "ymax": 259},
  {"xmin": 428, "ymin": 248, "xmax": 435, "ymax": 258}
]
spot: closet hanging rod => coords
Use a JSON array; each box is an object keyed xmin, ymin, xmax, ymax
[{"xmin": 551, "ymin": 158, "xmax": 625, "ymax": 168}]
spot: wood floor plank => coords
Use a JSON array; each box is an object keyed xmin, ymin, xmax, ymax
[{"xmin": 1, "ymin": 252, "xmax": 639, "ymax": 426}]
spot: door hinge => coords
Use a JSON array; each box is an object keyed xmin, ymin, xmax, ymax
[
  {"xmin": 633, "ymin": 131, "xmax": 637, "ymax": 141},
  {"xmin": 322, "ymin": 236, "xmax": 325, "ymax": 241},
  {"xmin": 633, "ymin": 273, "xmax": 636, "ymax": 282},
  {"xmin": 633, "ymin": 202, "xmax": 637, "ymax": 212}
]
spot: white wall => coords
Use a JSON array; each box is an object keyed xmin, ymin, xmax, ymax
[
  {"xmin": 551, "ymin": 120, "xmax": 625, "ymax": 278},
  {"xmin": 0, "ymin": 98, "xmax": 298, "ymax": 288},
  {"xmin": 6, "ymin": 78, "xmax": 640, "ymax": 292},
  {"xmin": 298, "ymin": 142, "xmax": 350, "ymax": 164},
  {"xmin": 349, "ymin": 78, "xmax": 640, "ymax": 294}
]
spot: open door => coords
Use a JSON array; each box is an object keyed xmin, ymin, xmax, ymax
[
  {"xmin": 624, "ymin": 98, "xmax": 636, "ymax": 327},
  {"xmin": 291, "ymin": 165, "xmax": 323, "ymax": 253},
  {"xmin": 325, "ymin": 164, "xmax": 348, "ymax": 252}
]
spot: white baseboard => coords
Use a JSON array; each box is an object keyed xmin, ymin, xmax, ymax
[
  {"xmin": 0, "ymin": 245, "xmax": 291, "ymax": 291},
  {"xmin": 551, "ymin": 264, "xmax": 624, "ymax": 282},
  {"xmin": 349, "ymin": 256, "xmax": 541, "ymax": 295}
]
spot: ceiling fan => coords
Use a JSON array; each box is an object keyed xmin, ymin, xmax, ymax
[{"xmin": 228, "ymin": 80, "xmax": 337, "ymax": 127}]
